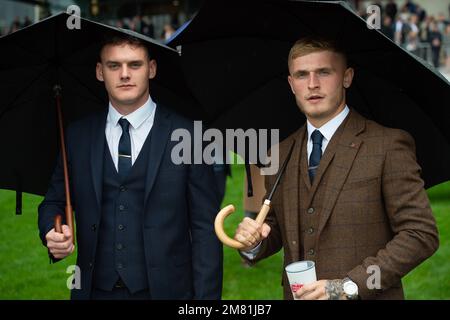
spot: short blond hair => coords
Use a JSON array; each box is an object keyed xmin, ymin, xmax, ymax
[{"xmin": 288, "ymin": 37, "xmax": 348, "ymax": 68}]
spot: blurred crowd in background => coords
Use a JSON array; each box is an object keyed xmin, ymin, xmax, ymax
[
  {"xmin": 0, "ymin": 0, "xmax": 189, "ymax": 43},
  {"xmin": 360, "ymin": 0, "xmax": 450, "ymax": 70},
  {"xmin": 1, "ymin": 0, "xmax": 450, "ymax": 70},
  {"xmin": 101, "ymin": 15, "xmax": 177, "ymax": 42},
  {"xmin": 3, "ymin": 13, "xmax": 178, "ymax": 43}
]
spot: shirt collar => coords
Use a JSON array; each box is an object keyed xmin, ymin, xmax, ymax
[
  {"xmin": 307, "ymin": 105, "xmax": 350, "ymax": 142},
  {"xmin": 107, "ymin": 95, "xmax": 156, "ymax": 129}
]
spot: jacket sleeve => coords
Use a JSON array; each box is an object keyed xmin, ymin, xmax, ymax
[
  {"xmin": 38, "ymin": 152, "xmax": 67, "ymax": 242},
  {"xmin": 347, "ymin": 130, "xmax": 439, "ymax": 299},
  {"xmin": 38, "ymin": 127, "xmax": 74, "ymax": 263},
  {"xmin": 188, "ymin": 160, "xmax": 223, "ymax": 299},
  {"xmin": 240, "ymin": 167, "xmax": 284, "ymax": 264}
]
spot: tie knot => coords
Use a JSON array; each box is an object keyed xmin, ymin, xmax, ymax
[
  {"xmin": 311, "ymin": 130, "xmax": 323, "ymax": 145},
  {"xmin": 118, "ymin": 118, "xmax": 130, "ymax": 131}
]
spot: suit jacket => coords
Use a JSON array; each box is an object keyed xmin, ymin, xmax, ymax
[
  {"xmin": 38, "ymin": 104, "xmax": 223, "ymax": 300},
  {"xmin": 251, "ymin": 109, "xmax": 439, "ymax": 300}
]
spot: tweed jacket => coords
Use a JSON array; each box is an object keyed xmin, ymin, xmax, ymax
[{"xmin": 251, "ymin": 109, "xmax": 439, "ymax": 300}]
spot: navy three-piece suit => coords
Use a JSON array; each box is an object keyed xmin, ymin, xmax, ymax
[{"xmin": 38, "ymin": 104, "xmax": 223, "ymax": 299}]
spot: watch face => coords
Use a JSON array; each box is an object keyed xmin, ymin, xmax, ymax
[{"xmin": 344, "ymin": 282, "xmax": 358, "ymax": 295}]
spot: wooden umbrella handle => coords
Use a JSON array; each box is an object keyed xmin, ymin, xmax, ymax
[
  {"xmin": 54, "ymin": 85, "xmax": 75, "ymax": 244},
  {"xmin": 54, "ymin": 214, "xmax": 62, "ymax": 233},
  {"xmin": 255, "ymin": 199, "xmax": 272, "ymax": 226},
  {"xmin": 214, "ymin": 199, "xmax": 272, "ymax": 249},
  {"xmin": 54, "ymin": 204, "xmax": 73, "ymax": 237}
]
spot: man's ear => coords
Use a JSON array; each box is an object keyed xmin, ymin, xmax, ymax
[
  {"xmin": 343, "ymin": 67, "xmax": 354, "ymax": 89},
  {"xmin": 149, "ymin": 59, "xmax": 157, "ymax": 79},
  {"xmin": 96, "ymin": 62, "xmax": 104, "ymax": 82},
  {"xmin": 287, "ymin": 75, "xmax": 295, "ymax": 94}
]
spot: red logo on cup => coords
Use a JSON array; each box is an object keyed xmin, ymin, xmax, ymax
[{"xmin": 291, "ymin": 283, "xmax": 304, "ymax": 292}]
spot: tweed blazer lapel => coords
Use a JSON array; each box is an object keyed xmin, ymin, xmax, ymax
[
  {"xmin": 299, "ymin": 130, "xmax": 311, "ymax": 192},
  {"xmin": 307, "ymin": 118, "xmax": 346, "ymax": 201},
  {"xmin": 280, "ymin": 127, "xmax": 306, "ymax": 261},
  {"xmin": 316, "ymin": 110, "xmax": 366, "ymax": 237}
]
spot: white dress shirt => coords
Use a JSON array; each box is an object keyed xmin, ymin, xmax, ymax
[
  {"xmin": 241, "ymin": 105, "xmax": 350, "ymax": 258},
  {"xmin": 306, "ymin": 105, "xmax": 350, "ymax": 163},
  {"xmin": 105, "ymin": 96, "xmax": 157, "ymax": 172}
]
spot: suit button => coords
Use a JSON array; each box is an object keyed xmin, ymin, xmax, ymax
[
  {"xmin": 91, "ymin": 224, "xmax": 96, "ymax": 231},
  {"xmin": 307, "ymin": 227, "xmax": 314, "ymax": 234},
  {"xmin": 89, "ymin": 262, "xmax": 93, "ymax": 268},
  {"xmin": 120, "ymin": 186, "xmax": 127, "ymax": 192},
  {"xmin": 308, "ymin": 249, "xmax": 315, "ymax": 256},
  {"xmin": 119, "ymin": 205, "xmax": 125, "ymax": 211},
  {"xmin": 292, "ymin": 240, "xmax": 297, "ymax": 245},
  {"xmin": 116, "ymin": 243, "xmax": 123, "ymax": 250},
  {"xmin": 307, "ymin": 207, "xmax": 314, "ymax": 214},
  {"xmin": 118, "ymin": 224, "xmax": 125, "ymax": 231},
  {"xmin": 117, "ymin": 263, "xmax": 123, "ymax": 269}
]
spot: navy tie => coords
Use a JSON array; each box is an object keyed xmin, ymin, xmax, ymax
[
  {"xmin": 308, "ymin": 130, "xmax": 324, "ymax": 183},
  {"xmin": 118, "ymin": 118, "xmax": 132, "ymax": 178}
]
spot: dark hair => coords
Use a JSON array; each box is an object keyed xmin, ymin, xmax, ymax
[{"xmin": 98, "ymin": 33, "xmax": 151, "ymax": 62}]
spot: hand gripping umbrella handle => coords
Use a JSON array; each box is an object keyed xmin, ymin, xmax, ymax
[
  {"xmin": 214, "ymin": 199, "xmax": 271, "ymax": 249},
  {"xmin": 54, "ymin": 203, "xmax": 73, "ymax": 236}
]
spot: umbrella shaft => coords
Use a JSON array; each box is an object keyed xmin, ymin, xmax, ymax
[{"xmin": 55, "ymin": 87, "xmax": 74, "ymax": 243}]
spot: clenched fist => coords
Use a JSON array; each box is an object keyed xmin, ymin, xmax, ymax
[
  {"xmin": 234, "ymin": 217, "xmax": 271, "ymax": 251},
  {"xmin": 46, "ymin": 225, "xmax": 75, "ymax": 259}
]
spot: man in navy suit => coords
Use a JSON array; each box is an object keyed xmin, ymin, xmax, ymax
[{"xmin": 38, "ymin": 34, "xmax": 223, "ymax": 300}]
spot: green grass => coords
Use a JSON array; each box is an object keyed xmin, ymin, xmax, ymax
[
  {"xmin": 221, "ymin": 165, "xmax": 284, "ymax": 299},
  {"xmin": 0, "ymin": 164, "xmax": 448, "ymax": 299},
  {"xmin": 0, "ymin": 191, "xmax": 77, "ymax": 299},
  {"xmin": 402, "ymin": 182, "xmax": 450, "ymax": 299}
]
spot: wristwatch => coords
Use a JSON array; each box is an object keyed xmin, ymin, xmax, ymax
[{"xmin": 342, "ymin": 277, "xmax": 359, "ymax": 300}]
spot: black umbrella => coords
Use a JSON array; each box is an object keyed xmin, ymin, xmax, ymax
[
  {"xmin": 168, "ymin": 0, "xmax": 450, "ymax": 190},
  {"xmin": 0, "ymin": 13, "xmax": 199, "ymax": 231}
]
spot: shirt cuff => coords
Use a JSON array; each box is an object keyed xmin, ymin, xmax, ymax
[{"xmin": 239, "ymin": 241, "xmax": 262, "ymax": 260}]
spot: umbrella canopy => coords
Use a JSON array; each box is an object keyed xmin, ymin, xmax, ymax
[
  {"xmin": 0, "ymin": 13, "xmax": 200, "ymax": 198},
  {"xmin": 168, "ymin": 0, "xmax": 450, "ymax": 189}
]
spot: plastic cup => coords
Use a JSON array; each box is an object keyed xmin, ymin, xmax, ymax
[{"xmin": 285, "ymin": 260, "xmax": 317, "ymax": 300}]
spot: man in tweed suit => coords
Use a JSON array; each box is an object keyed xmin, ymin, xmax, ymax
[{"xmin": 234, "ymin": 37, "xmax": 439, "ymax": 300}]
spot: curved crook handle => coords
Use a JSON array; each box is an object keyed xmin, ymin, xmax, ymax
[{"xmin": 214, "ymin": 199, "xmax": 272, "ymax": 249}]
